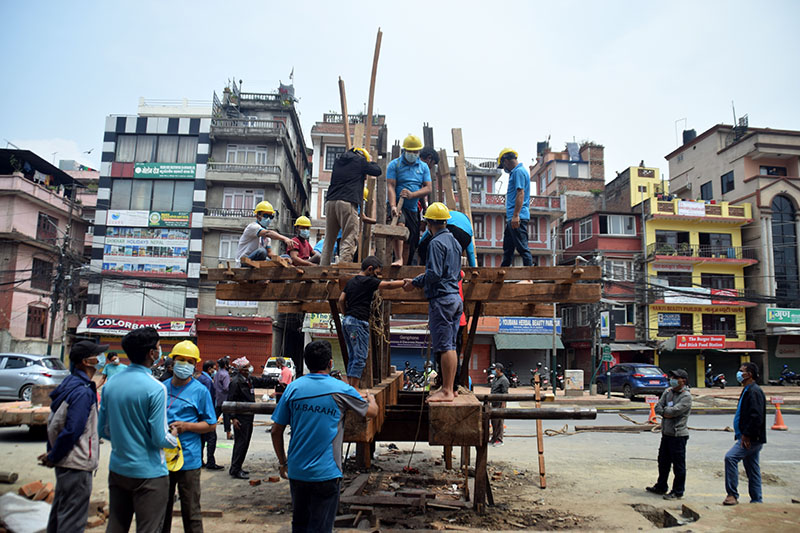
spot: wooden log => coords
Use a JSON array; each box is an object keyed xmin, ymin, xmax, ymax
[
  {"xmin": 459, "ymin": 301, "xmax": 482, "ymax": 388},
  {"xmin": 472, "ymin": 405, "xmax": 490, "ymax": 511},
  {"xmin": 328, "ymin": 299, "xmax": 349, "ymax": 369},
  {"xmin": 488, "ymin": 407, "xmax": 597, "ymax": 419},
  {"xmin": 338, "ymin": 78, "xmax": 352, "ymax": 150},
  {"xmin": 444, "ymin": 446, "xmax": 453, "ymax": 470},
  {"xmin": 222, "ymin": 401, "xmax": 275, "ymax": 415},
  {"xmin": 278, "ymin": 301, "xmax": 556, "ymax": 317},
  {"xmin": 363, "ymin": 28, "xmax": 382, "ymax": 160},
  {"xmin": 360, "ymin": 175, "xmax": 377, "ymax": 258},
  {"xmin": 451, "ymin": 128, "xmax": 472, "ymax": 221},
  {"xmin": 428, "ymin": 394, "xmax": 483, "ymax": 446},
  {"xmin": 437, "ymin": 149, "xmax": 457, "ymax": 210},
  {"xmin": 534, "ymin": 375, "xmax": 546, "ymax": 489},
  {"xmin": 375, "ymin": 157, "xmax": 389, "ymax": 266},
  {"xmin": 352, "ymin": 122, "xmax": 365, "ymax": 150},
  {"xmin": 0, "ymin": 472, "xmax": 18, "ymax": 484},
  {"xmin": 371, "ymin": 225, "xmax": 409, "ymax": 239}
]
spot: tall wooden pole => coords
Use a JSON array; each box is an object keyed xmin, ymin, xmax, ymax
[
  {"xmin": 338, "ymin": 78, "xmax": 352, "ymax": 150},
  {"xmin": 363, "ymin": 28, "xmax": 383, "ymax": 158}
]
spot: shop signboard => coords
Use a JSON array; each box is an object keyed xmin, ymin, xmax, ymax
[
  {"xmin": 106, "ymin": 210, "xmax": 150, "ymax": 227},
  {"xmin": 499, "ymin": 317, "xmax": 562, "ymax": 334},
  {"xmin": 664, "ymin": 287, "xmax": 710, "ymax": 305},
  {"xmin": 658, "ymin": 313, "xmax": 682, "ymax": 326},
  {"xmin": 134, "ymin": 162, "xmax": 196, "ymax": 179},
  {"xmin": 390, "ymin": 332, "xmax": 429, "ymax": 349},
  {"xmin": 148, "ymin": 211, "xmax": 190, "ymax": 227},
  {"xmin": 600, "ymin": 311, "xmax": 610, "ymax": 338},
  {"xmin": 766, "ymin": 307, "xmax": 800, "ymax": 325},
  {"xmin": 677, "ymin": 200, "xmax": 706, "ymax": 217},
  {"xmin": 675, "ymin": 335, "xmax": 725, "ymax": 350},
  {"xmin": 652, "ymin": 263, "xmax": 693, "ymax": 272},
  {"xmin": 77, "ymin": 316, "xmax": 194, "ymax": 337},
  {"xmin": 102, "ymin": 227, "xmax": 189, "ymax": 277}
]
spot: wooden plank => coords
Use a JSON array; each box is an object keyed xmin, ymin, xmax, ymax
[
  {"xmin": 218, "ymin": 281, "xmax": 601, "ymax": 304},
  {"xmin": 472, "ymin": 406, "xmax": 489, "ymax": 511},
  {"xmin": 451, "ymin": 128, "xmax": 472, "ymax": 221},
  {"xmin": 329, "ymin": 299, "xmax": 349, "ymax": 369},
  {"xmin": 534, "ymin": 374, "xmax": 546, "ymax": 489},
  {"xmin": 352, "ymin": 122, "xmax": 365, "ymax": 149},
  {"xmin": 458, "ymin": 301, "xmax": 482, "ymax": 388},
  {"xmin": 428, "ymin": 393, "xmax": 483, "ymax": 446},
  {"xmin": 375, "ymin": 157, "xmax": 389, "ymax": 266},
  {"xmin": 363, "ymin": 28, "xmax": 382, "ymax": 160},
  {"xmin": 342, "ymin": 473, "xmax": 371, "ymax": 498},
  {"xmin": 371, "ymin": 225, "xmax": 409, "ymax": 239},
  {"xmin": 208, "ymin": 265, "xmax": 601, "ymax": 282},
  {"xmin": 437, "ymin": 149, "xmax": 457, "ymax": 210},
  {"xmin": 338, "ymin": 78, "xmax": 352, "ymax": 150},
  {"xmin": 279, "ymin": 301, "xmax": 556, "ymax": 317},
  {"xmin": 360, "ymin": 175, "xmax": 377, "ymax": 259},
  {"xmin": 444, "ymin": 446, "xmax": 453, "ymax": 470}
]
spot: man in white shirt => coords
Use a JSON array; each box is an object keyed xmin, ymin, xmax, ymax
[{"xmin": 237, "ymin": 201, "xmax": 290, "ymax": 264}]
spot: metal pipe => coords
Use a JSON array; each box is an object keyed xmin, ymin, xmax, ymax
[
  {"xmin": 488, "ymin": 407, "xmax": 596, "ymax": 420},
  {"xmin": 475, "ymin": 394, "xmax": 548, "ymax": 402},
  {"xmin": 222, "ymin": 401, "xmax": 275, "ymax": 415}
]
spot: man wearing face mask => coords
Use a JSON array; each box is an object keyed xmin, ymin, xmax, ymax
[
  {"xmin": 647, "ymin": 369, "xmax": 692, "ymax": 500},
  {"xmin": 228, "ymin": 357, "xmax": 255, "ymax": 480},
  {"xmin": 287, "ymin": 216, "xmax": 320, "ymax": 266},
  {"xmin": 236, "ymin": 200, "xmax": 291, "ymax": 265},
  {"xmin": 99, "ymin": 327, "xmax": 179, "ymax": 533},
  {"xmin": 387, "ymin": 135, "xmax": 432, "ymax": 265},
  {"xmin": 162, "ymin": 341, "xmax": 216, "ymax": 532},
  {"xmin": 723, "ymin": 362, "xmax": 766, "ymax": 505},
  {"xmin": 39, "ymin": 340, "xmax": 107, "ymax": 533},
  {"xmin": 100, "ymin": 352, "xmax": 127, "ymax": 386}
]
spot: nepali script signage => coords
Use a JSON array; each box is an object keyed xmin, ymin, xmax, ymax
[
  {"xmin": 134, "ymin": 163, "xmax": 196, "ymax": 179},
  {"xmin": 675, "ymin": 335, "xmax": 725, "ymax": 350},
  {"xmin": 766, "ymin": 308, "xmax": 800, "ymax": 325},
  {"xmin": 77, "ymin": 316, "xmax": 194, "ymax": 337},
  {"xmin": 677, "ymin": 200, "xmax": 706, "ymax": 217}
]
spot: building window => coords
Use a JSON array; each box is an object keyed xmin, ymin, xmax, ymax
[
  {"xmin": 599, "ymin": 215, "xmax": 635, "ymax": 236},
  {"xmin": 473, "ymin": 215, "xmax": 485, "ymax": 239},
  {"xmin": 471, "ymin": 176, "xmax": 483, "ymax": 192},
  {"xmin": 115, "ymin": 135, "xmax": 137, "ymax": 162},
  {"xmin": 760, "ymin": 166, "xmax": 787, "ymax": 176},
  {"xmin": 771, "ymin": 195, "xmax": 799, "ymax": 304},
  {"xmin": 110, "ymin": 180, "xmax": 194, "ymax": 212},
  {"xmin": 31, "ymin": 259, "xmax": 53, "ymax": 291},
  {"xmin": 476, "ymin": 254, "xmax": 485, "ymax": 267},
  {"xmin": 26, "ymin": 306, "xmax": 47, "ymax": 338},
  {"xmin": 702, "ymin": 313, "xmax": 737, "ymax": 338},
  {"xmin": 528, "ymin": 218, "xmax": 539, "ymax": 242},
  {"xmin": 539, "ymin": 173, "xmax": 546, "ymax": 195},
  {"xmin": 568, "ymin": 163, "xmax": 579, "ymax": 178},
  {"xmin": 324, "ymin": 146, "xmax": 346, "ymax": 170},
  {"xmin": 218, "ymin": 234, "xmax": 240, "ymax": 260},
  {"xmin": 577, "ymin": 305, "xmax": 589, "ymax": 326},
  {"xmin": 604, "ymin": 259, "xmax": 634, "ymax": 281},
  {"xmin": 700, "ymin": 181, "xmax": 713, "ymax": 201},
  {"xmin": 579, "ymin": 217, "xmax": 592, "ymax": 242},
  {"xmin": 658, "ymin": 312, "xmax": 693, "ymax": 337},
  {"xmin": 658, "ymin": 271, "xmax": 693, "ymax": 287},
  {"xmin": 226, "ymin": 144, "xmax": 272, "ymax": 165},
  {"xmin": 223, "ymin": 188, "xmax": 264, "ymax": 211},
  {"xmin": 562, "ymin": 307, "xmax": 575, "ymax": 328},
  {"xmin": 100, "ymin": 279, "xmax": 185, "ymax": 317},
  {"xmin": 701, "ymin": 273, "xmax": 735, "ymax": 290},
  {"xmin": 720, "ymin": 171, "xmax": 735, "ymax": 194},
  {"xmin": 36, "ymin": 213, "xmax": 58, "ymax": 245},
  {"xmin": 637, "ymin": 185, "xmax": 647, "ymax": 193},
  {"xmin": 115, "ymin": 135, "xmax": 198, "ymax": 164},
  {"xmin": 564, "ymin": 227, "xmax": 573, "ymax": 248},
  {"xmin": 698, "ymin": 232, "xmax": 733, "ymax": 256}
]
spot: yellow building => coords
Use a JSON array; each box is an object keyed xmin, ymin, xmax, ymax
[{"xmin": 643, "ymin": 195, "xmax": 759, "ymax": 386}]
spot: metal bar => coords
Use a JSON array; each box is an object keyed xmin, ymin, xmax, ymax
[
  {"xmin": 488, "ymin": 407, "xmax": 597, "ymax": 420},
  {"xmin": 475, "ymin": 394, "xmax": 550, "ymax": 402},
  {"xmin": 222, "ymin": 401, "xmax": 275, "ymax": 415}
]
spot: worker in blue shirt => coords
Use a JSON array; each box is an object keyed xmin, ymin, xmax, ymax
[
  {"xmin": 162, "ymin": 341, "xmax": 217, "ymax": 533},
  {"xmin": 498, "ymin": 148, "xmax": 533, "ymax": 266},
  {"xmin": 99, "ymin": 326, "xmax": 178, "ymax": 533},
  {"xmin": 403, "ymin": 203, "xmax": 463, "ymax": 403},
  {"xmin": 271, "ymin": 341, "xmax": 377, "ymax": 533},
  {"xmin": 417, "ymin": 209, "xmax": 476, "ymax": 267},
  {"xmin": 387, "ymin": 135, "xmax": 432, "ymax": 265}
]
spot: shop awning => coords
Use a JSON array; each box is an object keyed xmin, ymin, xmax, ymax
[
  {"xmin": 708, "ymin": 348, "xmax": 767, "ymax": 354},
  {"xmin": 608, "ymin": 343, "xmax": 654, "ymax": 352},
  {"xmin": 494, "ymin": 334, "xmax": 564, "ymax": 350}
]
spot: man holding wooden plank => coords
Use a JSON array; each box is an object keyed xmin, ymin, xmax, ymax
[{"xmin": 387, "ymin": 135, "xmax": 432, "ymax": 265}]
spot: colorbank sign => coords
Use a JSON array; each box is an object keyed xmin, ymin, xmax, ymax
[
  {"xmin": 675, "ymin": 335, "xmax": 725, "ymax": 350},
  {"xmin": 77, "ymin": 316, "xmax": 195, "ymax": 337}
]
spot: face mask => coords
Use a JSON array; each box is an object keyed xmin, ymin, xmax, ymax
[
  {"xmin": 248, "ymin": 365, "xmax": 254, "ymax": 374},
  {"xmin": 669, "ymin": 378, "xmax": 679, "ymax": 388},
  {"xmin": 173, "ymin": 361, "xmax": 194, "ymax": 380},
  {"xmin": 94, "ymin": 353, "xmax": 106, "ymax": 369},
  {"xmin": 736, "ymin": 371, "xmax": 745, "ymax": 383},
  {"xmin": 299, "ymin": 229, "xmax": 310, "ymax": 239},
  {"xmin": 404, "ymin": 152, "xmax": 419, "ymax": 164},
  {"xmin": 151, "ymin": 346, "xmax": 163, "ymax": 366},
  {"xmin": 259, "ymin": 217, "xmax": 272, "ymax": 229}
]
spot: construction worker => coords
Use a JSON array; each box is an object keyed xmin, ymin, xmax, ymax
[
  {"xmin": 162, "ymin": 341, "xmax": 216, "ymax": 533},
  {"xmin": 228, "ymin": 357, "xmax": 255, "ymax": 479},
  {"xmin": 403, "ymin": 203, "xmax": 462, "ymax": 403},
  {"xmin": 236, "ymin": 200, "xmax": 291, "ymax": 264},
  {"xmin": 497, "ymin": 148, "xmax": 533, "ymax": 266},
  {"xmin": 417, "ymin": 209, "xmax": 476, "ymax": 267},
  {"xmin": 321, "ymin": 147, "xmax": 382, "ymax": 265},
  {"xmin": 388, "ymin": 135, "xmax": 432, "ymax": 265},
  {"xmin": 287, "ymin": 216, "xmax": 320, "ymax": 266}
]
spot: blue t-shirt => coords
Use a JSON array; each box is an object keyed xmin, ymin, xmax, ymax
[
  {"xmin": 165, "ymin": 378, "xmax": 216, "ymax": 471},
  {"xmin": 505, "ymin": 163, "xmax": 530, "ymax": 220},
  {"xmin": 387, "ymin": 157, "xmax": 431, "ymax": 212},
  {"xmin": 733, "ymin": 384, "xmax": 750, "ymax": 440},
  {"xmin": 272, "ymin": 374, "xmax": 369, "ymax": 482},
  {"xmin": 103, "ymin": 362, "xmax": 127, "ymax": 379}
]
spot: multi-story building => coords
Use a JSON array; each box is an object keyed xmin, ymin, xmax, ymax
[
  {"xmin": 0, "ymin": 149, "xmax": 87, "ymax": 355},
  {"xmin": 642, "ymin": 191, "xmax": 757, "ymax": 387},
  {"xmin": 666, "ymin": 123, "xmax": 800, "ymax": 381}
]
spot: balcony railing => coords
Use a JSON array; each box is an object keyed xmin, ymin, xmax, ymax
[
  {"xmin": 210, "ymin": 118, "xmax": 287, "ymax": 136},
  {"xmin": 238, "ymin": 92, "xmax": 281, "ymax": 104},
  {"xmin": 647, "ymin": 243, "xmax": 757, "ymax": 261},
  {"xmin": 205, "ymin": 207, "xmax": 252, "ymax": 218},
  {"xmin": 322, "ymin": 113, "xmax": 381, "ymax": 125},
  {"xmin": 644, "ymin": 197, "xmax": 752, "ymax": 220},
  {"xmin": 457, "ymin": 192, "xmax": 564, "ymax": 213},
  {"xmin": 207, "ymin": 162, "xmax": 281, "ymax": 175}
]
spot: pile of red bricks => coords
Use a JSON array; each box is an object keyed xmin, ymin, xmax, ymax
[{"xmin": 16, "ymin": 481, "xmax": 108, "ymax": 529}]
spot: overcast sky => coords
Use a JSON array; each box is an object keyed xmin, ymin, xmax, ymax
[{"xmin": 3, "ymin": 0, "xmax": 799, "ymax": 193}]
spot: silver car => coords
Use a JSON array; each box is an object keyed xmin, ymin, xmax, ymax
[{"xmin": 0, "ymin": 353, "xmax": 70, "ymax": 402}]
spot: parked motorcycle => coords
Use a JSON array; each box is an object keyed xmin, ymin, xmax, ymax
[
  {"xmin": 485, "ymin": 363, "xmax": 497, "ymax": 386},
  {"xmin": 779, "ymin": 364, "xmax": 800, "ymax": 386},
  {"xmin": 530, "ymin": 363, "xmax": 550, "ymax": 389},
  {"xmin": 505, "ymin": 362, "xmax": 520, "ymax": 388},
  {"xmin": 555, "ymin": 364, "xmax": 565, "ymax": 391},
  {"xmin": 705, "ymin": 364, "xmax": 727, "ymax": 388}
]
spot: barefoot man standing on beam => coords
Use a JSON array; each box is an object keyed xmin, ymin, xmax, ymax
[{"xmin": 403, "ymin": 202, "xmax": 462, "ymax": 403}]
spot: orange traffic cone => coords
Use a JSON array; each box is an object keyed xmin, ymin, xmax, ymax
[
  {"xmin": 648, "ymin": 402, "xmax": 658, "ymax": 424},
  {"xmin": 772, "ymin": 403, "xmax": 788, "ymax": 431}
]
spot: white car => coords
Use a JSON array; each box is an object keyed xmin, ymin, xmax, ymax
[
  {"xmin": 0, "ymin": 353, "xmax": 70, "ymax": 401},
  {"xmin": 261, "ymin": 357, "xmax": 296, "ymax": 386}
]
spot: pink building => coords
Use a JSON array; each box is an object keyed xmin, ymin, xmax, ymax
[{"xmin": 0, "ymin": 149, "xmax": 87, "ymax": 355}]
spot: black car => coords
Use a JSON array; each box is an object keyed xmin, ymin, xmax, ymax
[{"xmin": 595, "ymin": 363, "xmax": 669, "ymax": 399}]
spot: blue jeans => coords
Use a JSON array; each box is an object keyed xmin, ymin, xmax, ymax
[
  {"xmin": 248, "ymin": 247, "xmax": 267, "ymax": 260},
  {"xmin": 724, "ymin": 439, "xmax": 763, "ymax": 502},
  {"xmin": 342, "ymin": 315, "xmax": 369, "ymax": 379},
  {"xmin": 501, "ymin": 219, "xmax": 533, "ymax": 266},
  {"xmin": 290, "ymin": 478, "xmax": 340, "ymax": 532}
]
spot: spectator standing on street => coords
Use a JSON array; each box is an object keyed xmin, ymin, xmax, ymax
[
  {"xmin": 39, "ymin": 340, "xmax": 107, "ymax": 533},
  {"xmin": 228, "ymin": 357, "xmax": 255, "ymax": 480},
  {"xmin": 162, "ymin": 341, "xmax": 217, "ymax": 533},
  {"xmin": 276, "ymin": 357, "xmax": 293, "ymax": 391},
  {"xmin": 490, "ymin": 363, "xmax": 510, "ymax": 447},
  {"xmin": 271, "ymin": 341, "xmax": 378, "ymax": 533},
  {"xmin": 647, "ymin": 369, "xmax": 692, "ymax": 500},
  {"xmin": 214, "ymin": 357, "xmax": 232, "ymax": 440},
  {"xmin": 100, "ymin": 352, "xmax": 127, "ymax": 386},
  {"xmin": 497, "ymin": 148, "xmax": 533, "ymax": 267},
  {"xmin": 99, "ymin": 327, "xmax": 178, "ymax": 533},
  {"xmin": 198, "ymin": 359, "xmax": 224, "ymax": 470},
  {"xmin": 723, "ymin": 362, "xmax": 767, "ymax": 505}
]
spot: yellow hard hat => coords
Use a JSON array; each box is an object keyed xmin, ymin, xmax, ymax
[
  {"xmin": 402, "ymin": 135, "xmax": 423, "ymax": 152},
  {"xmin": 496, "ymin": 148, "xmax": 519, "ymax": 168},
  {"xmin": 164, "ymin": 437, "xmax": 184, "ymax": 472},
  {"xmin": 352, "ymin": 147, "xmax": 371, "ymax": 162},
  {"xmin": 423, "ymin": 202, "xmax": 451, "ymax": 221},
  {"xmin": 253, "ymin": 200, "xmax": 275, "ymax": 215},
  {"xmin": 295, "ymin": 215, "xmax": 311, "ymax": 227},
  {"xmin": 169, "ymin": 340, "xmax": 200, "ymax": 362},
  {"xmin": 363, "ymin": 187, "xmax": 369, "ymax": 201}
]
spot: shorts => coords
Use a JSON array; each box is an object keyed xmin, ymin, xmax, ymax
[
  {"xmin": 342, "ymin": 315, "xmax": 370, "ymax": 379},
  {"xmin": 428, "ymin": 293, "xmax": 463, "ymax": 354}
]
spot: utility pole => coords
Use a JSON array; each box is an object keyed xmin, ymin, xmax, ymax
[
  {"xmin": 46, "ymin": 185, "xmax": 76, "ymax": 358},
  {"xmin": 551, "ymin": 226, "xmax": 558, "ymax": 395}
]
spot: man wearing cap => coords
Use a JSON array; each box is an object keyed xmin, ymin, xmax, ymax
[
  {"xmin": 237, "ymin": 200, "xmax": 291, "ymax": 264},
  {"xmin": 39, "ymin": 340, "xmax": 106, "ymax": 533},
  {"xmin": 489, "ymin": 363, "xmax": 510, "ymax": 447},
  {"xmin": 403, "ymin": 202, "xmax": 463, "ymax": 403},
  {"xmin": 99, "ymin": 326, "xmax": 179, "ymax": 533},
  {"xmin": 498, "ymin": 149, "xmax": 533, "ymax": 267},
  {"xmin": 321, "ymin": 147, "xmax": 382, "ymax": 265},
  {"xmin": 228, "ymin": 357, "xmax": 255, "ymax": 479},
  {"xmin": 162, "ymin": 341, "xmax": 217, "ymax": 532},
  {"xmin": 647, "ymin": 369, "xmax": 692, "ymax": 500},
  {"xmin": 388, "ymin": 135, "xmax": 432, "ymax": 265}
]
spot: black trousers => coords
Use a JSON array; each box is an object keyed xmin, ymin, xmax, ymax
[
  {"xmin": 290, "ymin": 478, "xmax": 341, "ymax": 533},
  {"xmin": 655, "ymin": 434, "xmax": 688, "ymax": 495},
  {"xmin": 490, "ymin": 401, "xmax": 505, "ymax": 443},
  {"xmin": 501, "ymin": 219, "xmax": 533, "ymax": 267},
  {"xmin": 230, "ymin": 415, "xmax": 253, "ymax": 475},
  {"xmin": 201, "ymin": 427, "xmax": 217, "ymax": 466},
  {"xmin": 48, "ymin": 467, "xmax": 92, "ymax": 533},
  {"xmin": 163, "ymin": 468, "xmax": 203, "ymax": 533},
  {"xmin": 107, "ymin": 472, "xmax": 169, "ymax": 533}
]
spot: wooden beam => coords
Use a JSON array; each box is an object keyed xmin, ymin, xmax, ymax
[
  {"xmin": 360, "ymin": 175, "xmax": 377, "ymax": 259},
  {"xmin": 329, "ymin": 299, "xmax": 349, "ymax": 369},
  {"xmin": 437, "ymin": 149, "xmax": 457, "ymax": 210},
  {"xmin": 338, "ymin": 78, "xmax": 352, "ymax": 150},
  {"xmin": 352, "ymin": 122, "xmax": 365, "ymax": 149},
  {"xmin": 451, "ymin": 128, "xmax": 471, "ymax": 221},
  {"xmin": 371, "ymin": 225, "xmax": 409, "ymax": 239},
  {"xmin": 459, "ymin": 301, "xmax": 482, "ymax": 388},
  {"xmin": 277, "ymin": 301, "xmax": 555, "ymax": 317},
  {"xmin": 375, "ymin": 157, "xmax": 390, "ymax": 266},
  {"xmin": 363, "ymin": 28, "xmax": 382, "ymax": 160}
]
